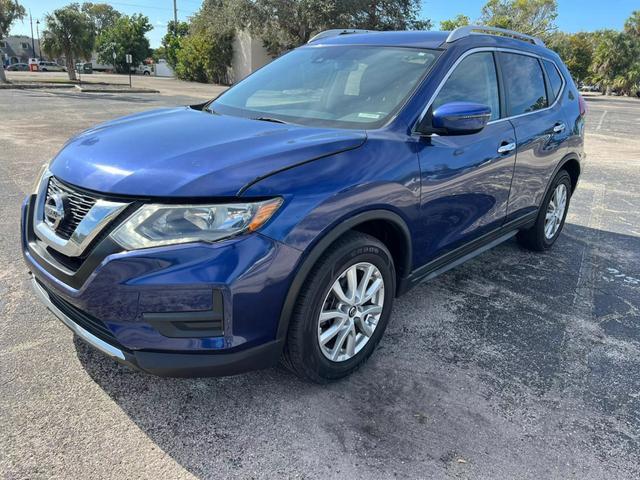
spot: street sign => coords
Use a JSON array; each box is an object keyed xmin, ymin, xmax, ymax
[{"xmin": 126, "ymin": 54, "xmax": 133, "ymax": 88}]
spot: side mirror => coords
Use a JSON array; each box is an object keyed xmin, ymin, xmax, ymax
[{"xmin": 420, "ymin": 102, "xmax": 492, "ymax": 136}]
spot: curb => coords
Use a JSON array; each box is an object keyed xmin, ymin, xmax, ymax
[
  {"xmin": 74, "ymin": 85, "xmax": 159, "ymax": 93},
  {"xmin": 0, "ymin": 83, "xmax": 75, "ymax": 89}
]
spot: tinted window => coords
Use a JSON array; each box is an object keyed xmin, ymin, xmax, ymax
[
  {"xmin": 500, "ymin": 53, "xmax": 548, "ymax": 116},
  {"xmin": 543, "ymin": 60, "xmax": 563, "ymax": 102},
  {"xmin": 432, "ymin": 52, "xmax": 500, "ymax": 121}
]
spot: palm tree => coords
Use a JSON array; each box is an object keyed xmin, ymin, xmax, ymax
[
  {"xmin": 0, "ymin": 0, "xmax": 26, "ymax": 83},
  {"xmin": 41, "ymin": 5, "xmax": 94, "ymax": 81}
]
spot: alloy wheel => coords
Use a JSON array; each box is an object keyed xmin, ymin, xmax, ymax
[
  {"xmin": 544, "ymin": 183, "xmax": 568, "ymax": 240},
  {"xmin": 317, "ymin": 262, "xmax": 385, "ymax": 362}
]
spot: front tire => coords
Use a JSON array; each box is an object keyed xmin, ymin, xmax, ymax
[
  {"xmin": 282, "ymin": 231, "xmax": 396, "ymax": 383},
  {"xmin": 517, "ymin": 169, "xmax": 572, "ymax": 251}
]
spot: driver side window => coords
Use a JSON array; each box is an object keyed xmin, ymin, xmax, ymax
[{"xmin": 432, "ymin": 52, "xmax": 500, "ymax": 121}]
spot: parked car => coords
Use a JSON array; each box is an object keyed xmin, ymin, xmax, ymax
[
  {"xmin": 38, "ymin": 61, "xmax": 65, "ymax": 72},
  {"xmin": 580, "ymin": 84, "xmax": 600, "ymax": 93},
  {"xmin": 22, "ymin": 26, "xmax": 586, "ymax": 382},
  {"xmin": 5, "ymin": 62, "xmax": 29, "ymax": 71},
  {"xmin": 135, "ymin": 64, "xmax": 152, "ymax": 75},
  {"xmin": 75, "ymin": 62, "xmax": 93, "ymax": 74}
]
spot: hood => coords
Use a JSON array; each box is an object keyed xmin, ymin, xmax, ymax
[{"xmin": 49, "ymin": 107, "xmax": 367, "ymax": 197}]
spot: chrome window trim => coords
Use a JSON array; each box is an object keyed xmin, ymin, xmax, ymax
[
  {"xmin": 414, "ymin": 47, "xmax": 566, "ymax": 132},
  {"xmin": 33, "ymin": 170, "xmax": 130, "ymax": 257}
]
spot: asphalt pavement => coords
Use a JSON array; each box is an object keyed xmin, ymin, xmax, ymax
[{"xmin": 1, "ymin": 82, "xmax": 639, "ymax": 479}]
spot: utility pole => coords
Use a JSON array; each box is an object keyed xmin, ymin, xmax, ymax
[
  {"xmin": 36, "ymin": 20, "xmax": 41, "ymax": 59},
  {"xmin": 173, "ymin": 0, "xmax": 178, "ymax": 26},
  {"xmin": 29, "ymin": 9, "xmax": 35, "ymax": 58}
]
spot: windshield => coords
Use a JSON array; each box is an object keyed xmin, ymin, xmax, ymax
[{"xmin": 211, "ymin": 46, "xmax": 440, "ymax": 129}]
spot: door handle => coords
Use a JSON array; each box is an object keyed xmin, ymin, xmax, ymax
[
  {"xmin": 497, "ymin": 142, "xmax": 516, "ymax": 154},
  {"xmin": 553, "ymin": 122, "xmax": 566, "ymax": 133}
]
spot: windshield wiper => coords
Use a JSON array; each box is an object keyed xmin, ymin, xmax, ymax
[{"xmin": 251, "ymin": 116, "xmax": 289, "ymax": 124}]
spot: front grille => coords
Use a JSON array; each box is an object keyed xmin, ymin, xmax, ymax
[
  {"xmin": 38, "ymin": 280, "xmax": 124, "ymax": 349},
  {"xmin": 46, "ymin": 176, "xmax": 97, "ymax": 240}
]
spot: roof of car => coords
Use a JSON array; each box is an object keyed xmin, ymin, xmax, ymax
[{"xmin": 308, "ymin": 29, "xmax": 552, "ymax": 57}]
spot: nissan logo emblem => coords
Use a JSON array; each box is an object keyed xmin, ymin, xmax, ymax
[{"xmin": 44, "ymin": 193, "xmax": 67, "ymax": 230}]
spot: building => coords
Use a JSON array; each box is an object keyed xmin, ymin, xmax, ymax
[
  {"xmin": 231, "ymin": 31, "xmax": 273, "ymax": 83},
  {"xmin": 1, "ymin": 35, "xmax": 40, "ymax": 66}
]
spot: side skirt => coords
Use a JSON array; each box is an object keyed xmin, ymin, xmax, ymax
[{"xmin": 398, "ymin": 211, "xmax": 537, "ymax": 294}]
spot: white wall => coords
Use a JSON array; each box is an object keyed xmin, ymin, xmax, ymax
[{"xmin": 231, "ymin": 30, "xmax": 273, "ymax": 84}]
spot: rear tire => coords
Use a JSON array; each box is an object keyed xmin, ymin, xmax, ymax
[
  {"xmin": 282, "ymin": 231, "xmax": 395, "ymax": 383},
  {"xmin": 517, "ymin": 169, "xmax": 572, "ymax": 251}
]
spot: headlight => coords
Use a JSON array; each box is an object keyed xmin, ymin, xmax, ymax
[{"xmin": 111, "ymin": 198, "xmax": 282, "ymax": 250}]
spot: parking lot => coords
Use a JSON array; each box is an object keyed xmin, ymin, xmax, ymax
[{"xmin": 1, "ymin": 80, "xmax": 639, "ymax": 479}]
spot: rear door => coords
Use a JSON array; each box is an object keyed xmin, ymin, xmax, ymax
[
  {"xmin": 498, "ymin": 52, "xmax": 571, "ymax": 221},
  {"xmin": 416, "ymin": 51, "xmax": 517, "ymax": 262}
]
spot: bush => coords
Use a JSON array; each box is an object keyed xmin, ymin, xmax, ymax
[{"xmin": 174, "ymin": 32, "xmax": 233, "ymax": 84}]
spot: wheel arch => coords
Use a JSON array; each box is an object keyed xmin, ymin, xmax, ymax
[
  {"xmin": 275, "ymin": 209, "xmax": 412, "ymax": 342},
  {"xmin": 561, "ymin": 157, "xmax": 581, "ymax": 193},
  {"xmin": 552, "ymin": 153, "xmax": 581, "ymax": 194}
]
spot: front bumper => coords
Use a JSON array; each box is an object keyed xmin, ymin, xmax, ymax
[
  {"xmin": 22, "ymin": 194, "xmax": 300, "ymax": 376},
  {"xmin": 33, "ymin": 272, "xmax": 284, "ymax": 376}
]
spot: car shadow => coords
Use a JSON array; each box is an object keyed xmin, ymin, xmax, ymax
[{"xmin": 75, "ymin": 222, "xmax": 640, "ymax": 477}]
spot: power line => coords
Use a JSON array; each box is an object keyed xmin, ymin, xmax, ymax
[{"xmin": 101, "ymin": 1, "xmax": 197, "ymax": 15}]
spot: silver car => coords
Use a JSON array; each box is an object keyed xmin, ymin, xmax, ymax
[{"xmin": 38, "ymin": 61, "xmax": 65, "ymax": 72}]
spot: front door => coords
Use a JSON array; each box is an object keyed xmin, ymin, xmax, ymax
[{"xmin": 415, "ymin": 51, "xmax": 516, "ymax": 264}]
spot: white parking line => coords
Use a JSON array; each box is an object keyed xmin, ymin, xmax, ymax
[{"xmin": 596, "ymin": 110, "xmax": 608, "ymax": 130}]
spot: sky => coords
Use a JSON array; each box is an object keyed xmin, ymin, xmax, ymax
[{"xmin": 8, "ymin": 0, "xmax": 640, "ymax": 49}]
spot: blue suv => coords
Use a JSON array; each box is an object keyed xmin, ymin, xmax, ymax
[{"xmin": 22, "ymin": 26, "xmax": 586, "ymax": 382}]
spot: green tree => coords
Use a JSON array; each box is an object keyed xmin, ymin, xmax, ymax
[
  {"xmin": 161, "ymin": 20, "xmax": 189, "ymax": 69},
  {"xmin": 151, "ymin": 45, "xmax": 166, "ymax": 63},
  {"xmin": 547, "ymin": 32, "xmax": 593, "ymax": 84},
  {"xmin": 0, "ymin": 0, "xmax": 27, "ymax": 83},
  {"xmin": 42, "ymin": 4, "xmax": 95, "ymax": 81},
  {"xmin": 590, "ymin": 29, "xmax": 639, "ymax": 95},
  {"xmin": 622, "ymin": 11, "xmax": 640, "ymax": 96},
  {"xmin": 174, "ymin": 31, "xmax": 233, "ymax": 84},
  {"xmin": 440, "ymin": 14, "xmax": 470, "ymax": 31},
  {"xmin": 340, "ymin": 0, "xmax": 431, "ymax": 31},
  {"xmin": 192, "ymin": 0, "xmax": 239, "ymax": 34},
  {"xmin": 81, "ymin": 2, "xmax": 121, "ymax": 36},
  {"xmin": 480, "ymin": 0, "xmax": 558, "ymax": 40},
  {"xmin": 624, "ymin": 10, "xmax": 640, "ymax": 37},
  {"xmin": 96, "ymin": 14, "xmax": 152, "ymax": 73},
  {"xmin": 232, "ymin": 0, "xmax": 430, "ymax": 56}
]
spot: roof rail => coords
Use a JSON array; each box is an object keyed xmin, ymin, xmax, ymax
[
  {"xmin": 308, "ymin": 29, "xmax": 373, "ymax": 44},
  {"xmin": 446, "ymin": 25, "xmax": 545, "ymax": 47}
]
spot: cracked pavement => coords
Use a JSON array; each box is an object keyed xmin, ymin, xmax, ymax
[{"xmin": 1, "ymin": 82, "xmax": 639, "ymax": 479}]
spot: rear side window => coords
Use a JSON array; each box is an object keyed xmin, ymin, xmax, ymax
[
  {"xmin": 432, "ymin": 52, "xmax": 500, "ymax": 121},
  {"xmin": 499, "ymin": 53, "xmax": 548, "ymax": 116},
  {"xmin": 543, "ymin": 60, "xmax": 563, "ymax": 103}
]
